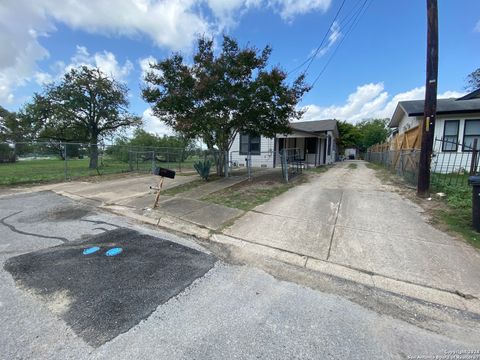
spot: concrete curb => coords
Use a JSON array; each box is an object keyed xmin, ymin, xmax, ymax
[
  {"xmin": 210, "ymin": 233, "xmax": 480, "ymax": 315},
  {"xmin": 54, "ymin": 189, "xmax": 480, "ymax": 316}
]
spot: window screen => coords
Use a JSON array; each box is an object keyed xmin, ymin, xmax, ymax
[
  {"xmin": 239, "ymin": 134, "xmax": 261, "ymax": 155},
  {"xmin": 463, "ymin": 120, "xmax": 480, "ymax": 152},
  {"xmin": 249, "ymin": 136, "xmax": 260, "ymax": 155},
  {"xmin": 240, "ymin": 134, "xmax": 249, "ymax": 154},
  {"xmin": 442, "ymin": 120, "xmax": 459, "ymax": 152}
]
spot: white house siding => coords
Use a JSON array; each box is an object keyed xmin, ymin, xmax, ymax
[
  {"xmin": 230, "ymin": 129, "xmax": 338, "ymax": 168},
  {"xmin": 325, "ymin": 130, "xmax": 336, "ymax": 164},
  {"xmin": 431, "ymin": 114, "xmax": 480, "ymax": 173},
  {"xmin": 229, "ymin": 134, "xmax": 275, "ymax": 168},
  {"xmin": 398, "ymin": 114, "xmax": 420, "ymax": 133}
]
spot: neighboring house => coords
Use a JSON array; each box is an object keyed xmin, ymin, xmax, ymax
[
  {"xmin": 388, "ymin": 88, "xmax": 480, "ymax": 172},
  {"xmin": 229, "ymin": 119, "xmax": 339, "ymax": 168},
  {"xmin": 344, "ymin": 148, "xmax": 357, "ymax": 160}
]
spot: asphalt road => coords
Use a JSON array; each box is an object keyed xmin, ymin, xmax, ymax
[{"xmin": 0, "ymin": 191, "xmax": 479, "ymax": 359}]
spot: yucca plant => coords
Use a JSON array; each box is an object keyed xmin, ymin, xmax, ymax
[{"xmin": 194, "ymin": 159, "xmax": 212, "ymax": 180}]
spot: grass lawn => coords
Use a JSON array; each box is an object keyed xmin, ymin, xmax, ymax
[
  {"xmin": 0, "ymin": 157, "xmax": 200, "ymax": 186},
  {"xmin": 431, "ymin": 172, "xmax": 469, "ymax": 187},
  {"xmin": 348, "ymin": 163, "xmax": 358, "ymax": 169},
  {"xmin": 201, "ymin": 172, "xmax": 308, "ymax": 211},
  {"xmin": 430, "ymin": 182, "xmax": 480, "ymax": 248}
]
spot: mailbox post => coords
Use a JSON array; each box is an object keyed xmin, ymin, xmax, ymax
[{"xmin": 152, "ymin": 167, "xmax": 176, "ymax": 209}]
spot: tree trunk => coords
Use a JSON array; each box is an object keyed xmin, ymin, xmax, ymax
[
  {"xmin": 216, "ymin": 146, "xmax": 228, "ymax": 176},
  {"xmin": 89, "ymin": 140, "xmax": 98, "ymax": 169}
]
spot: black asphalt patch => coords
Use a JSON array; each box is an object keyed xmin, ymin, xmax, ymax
[{"xmin": 4, "ymin": 228, "xmax": 216, "ymax": 346}]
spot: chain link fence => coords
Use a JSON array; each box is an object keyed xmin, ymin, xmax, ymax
[
  {"xmin": 365, "ymin": 148, "xmax": 420, "ymax": 185},
  {"xmin": 0, "ymin": 141, "xmax": 223, "ymax": 186},
  {"xmin": 365, "ymin": 137, "xmax": 480, "ymax": 188}
]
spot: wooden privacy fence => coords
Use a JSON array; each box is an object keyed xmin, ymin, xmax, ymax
[
  {"xmin": 365, "ymin": 126, "xmax": 422, "ymax": 185},
  {"xmin": 369, "ymin": 125, "xmax": 421, "ymax": 152}
]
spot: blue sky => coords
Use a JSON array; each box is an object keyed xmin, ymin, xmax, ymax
[{"xmin": 1, "ymin": 0, "xmax": 479, "ymax": 134}]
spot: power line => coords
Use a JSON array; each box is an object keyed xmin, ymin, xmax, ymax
[
  {"xmin": 302, "ymin": 0, "xmax": 348, "ymax": 75},
  {"xmin": 287, "ymin": 0, "xmax": 347, "ymax": 76},
  {"xmin": 310, "ymin": 0, "xmax": 372, "ymax": 88}
]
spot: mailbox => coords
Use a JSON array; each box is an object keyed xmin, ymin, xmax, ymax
[{"xmin": 154, "ymin": 167, "xmax": 176, "ymax": 179}]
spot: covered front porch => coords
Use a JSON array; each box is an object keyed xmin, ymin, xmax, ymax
[{"xmin": 273, "ymin": 130, "xmax": 329, "ymax": 168}]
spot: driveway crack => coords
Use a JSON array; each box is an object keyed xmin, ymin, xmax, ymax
[
  {"xmin": 326, "ymin": 191, "xmax": 343, "ymax": 261},
  {"xmin": 0, "ymin": 211, "xmax": 68, "ymax": 243}
]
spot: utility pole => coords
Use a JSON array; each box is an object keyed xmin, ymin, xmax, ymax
[{"xmin": 417, "ymin": 0, "xmax": 439, "ymax": 197}]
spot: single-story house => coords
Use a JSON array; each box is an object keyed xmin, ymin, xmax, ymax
[
  {"xmin": 388, "ymin": 88, "xmax": 480, "ymax": 172},
  {"xmin": 229, "ymin": 119, "xmax": 339, "ymax": 168}
]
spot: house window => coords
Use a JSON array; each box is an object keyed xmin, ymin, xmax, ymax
[
  {"xmin": 442, "ymin": 120, "xmax": 459, "ymax": 152},
  {"xmin": 239, "ymin": 133, "xmax": 261, "ymax": 155},
  {"xmin": 327, "ymin": 136, "xmax": 331, "ymax": 156},
  {"xmin": 463, "ymin": 119, "xmax": 480, "ymax": 152}
]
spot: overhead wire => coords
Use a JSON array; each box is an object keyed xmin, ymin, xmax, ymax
[
  {"xmin": 287, "ymin": 0, "xmax": 347, "ymax": 76},
  {"xmin": 310, "ymin": 0, "xmax": 372, "ymax": 88}
]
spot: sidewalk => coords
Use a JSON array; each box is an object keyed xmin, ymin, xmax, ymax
[{"xmin": 37, "ymin": 162, "xmax": 480, "ymax": 313}]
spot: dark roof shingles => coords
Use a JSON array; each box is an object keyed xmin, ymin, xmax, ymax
[
  {"xmin": 290, "ymin": 119, "xmax": 337, "ymax": 132},
  {"xmin": 400, "ymin": 98, "xmax": 480, "ymax": 116}
]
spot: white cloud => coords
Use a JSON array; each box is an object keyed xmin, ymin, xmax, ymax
[
  {"xmin": 0, "ymin": 0, "xmax": 332, "ymax": 103},
  {"xmin": 62, "ymin": 46, "xmax": 134, "ymax": 81},
  {"xmin": 475, "ymin": 20, "xmax": 480, "ymax": 32},
  {"xmin": 318, "ymin": 21, "xmax": 341, "ymax": 57},
  {"xmin": 0, "ymin": 3, "xmax": 51, "ymax": 102},
  {"xmin": 300, "ymin": 83, "xmax": 466, "ymax": 124},
  {"xmin": 206, "ymin": 0, "xmax": 331, "ymax": 27},
  {"xmin": 270, "ymin": 0, "xmax": 331, "ymax": 21},
  {"xmin": 0, "ymin": 0, "xmax": 210, "ymax": 103},
  {"xmin": 43, "ymin": 46, "xmax": 133, "ymax": 83},
  {"xmin": 138, "ymin": 56, "xmax": 158, "ymax": 82},
  {"xmin": 34, "ymin": 72, "xmax": 54, "ymax": 86},
  {"xmin": 142, "ymin": 108, "xmax": 174, "ymax": 136},
  {"xmin": 206, "ymin": 0, "xmax": 260, "ymax": 28}
]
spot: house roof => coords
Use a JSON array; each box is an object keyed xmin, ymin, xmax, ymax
[
  {"xmin": 389, "ymin": 89, "xmax": 480, "ymax": 128},
  {"xmin": 290, "ymin": 119, "xmax": 339, "ymax": 137},
  {"xmin": 457, "ymin": 88, "xmax": 480, "ymax": 100}
]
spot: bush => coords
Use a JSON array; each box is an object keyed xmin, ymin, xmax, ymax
[
  {"xmin": 0, "ymin": 143, "xmax": 16, "ymax": 163},
  {"xmin": 194, "ymin": 159, "xmax": 211, "ymax": 180}
]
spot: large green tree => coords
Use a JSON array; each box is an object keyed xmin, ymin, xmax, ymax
[
  {"xmin": 21, "ymin": 66, "xmax": 141, "ymax": 169},
  {"xmin": 465, "ymin": 68, "xmax": 480, "ymax": 91},
  {"xmin": 337, "ymin": 120, "xmax": 359, "ymax": 151},
  {"xmin": 1, "ymin": 106, "xmax": 39, "ymax": 143},
  {"xmin": 126, "ymin": 128, "xmax": 193, "ymax": 150},
  {"xmin": 356, "ymin": 118, "xmax": 390, "ymax": 152},
  {"xmin": 142, "ymin": 36, "xmax": 309, "ymax": 174}
]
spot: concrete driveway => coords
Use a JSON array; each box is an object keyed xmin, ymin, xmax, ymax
[
  {"xmin": 225, "ymin": 161, "xmax": 480, "ymax": 299},
  {"xmin": 1, "ymin": 185, "xmax": 480, "ymax": 358}
]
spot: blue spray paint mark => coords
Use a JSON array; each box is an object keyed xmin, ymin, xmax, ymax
[
  {"xmin": 83, "ymin": 246, "xmax": 100, "ymax": 255},
  {"xmin": 105, "ymin": 247, "xmax": 123, "ymax": 257}
]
